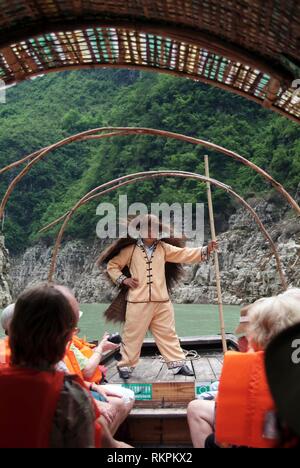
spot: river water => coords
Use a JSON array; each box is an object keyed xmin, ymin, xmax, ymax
[{"xmin": 0, "ymin": 303, "xmax": 241, "ymax": 340}]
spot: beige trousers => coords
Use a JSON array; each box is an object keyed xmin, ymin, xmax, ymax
[{"xmin": 118, "ymin": 301, "xmax": 186, "ymax": 369}]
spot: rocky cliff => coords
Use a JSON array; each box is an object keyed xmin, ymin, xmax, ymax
[
  {"xmin": 9, "ymin": 198, "xmax": 300, "ymax": 305},
  {"xmin": 0, "ymin": 236, "xmax": 12, "ymax": 307},
  {"xmin": 173, "ymin": 198, "xmax": 300, "ymax": 305}
]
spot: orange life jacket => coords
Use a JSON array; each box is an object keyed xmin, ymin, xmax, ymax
[
  {"xmin": 64, "ymin": 342, "xmax": 84, "ymax": 379},
  {"xmin": 0, "ymin": 366, "xmax": 102, "ymax": 448},
  {"xmin": 0, "ymin": 366, "xmax": 64, "ymax": 448},
  {"xmin": 215, "ymin": 351, "xmax": 278, "ymax": 449},
  {"xmin": 71, "ymin": 336, "xmax": 104, "ymax": 384},
  {"xmin": 0, "ymin": 338, "xmax": 11, "ymax": 367}
]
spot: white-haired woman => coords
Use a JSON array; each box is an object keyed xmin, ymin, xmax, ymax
[
  {"xmin": 188, "ymin": 294, "xmax": 300, "ymax": 448},
  {"xmin": 1, "ymin": 303, "xmax": 15, "ymax": 336},
  {"xmin": 0, "ymin": 304, "xmax": 15, "ymax": 366},
  {"xmin": 247, "ymin": 294, "xmax": 300, "ymax": 351}
]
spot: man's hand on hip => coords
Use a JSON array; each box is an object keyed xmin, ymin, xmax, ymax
[{"xmin": 123, "ymin": 278, "xmax": 139, "ymax": 289}]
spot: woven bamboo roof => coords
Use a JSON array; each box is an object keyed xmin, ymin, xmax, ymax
[{"xmin": 0, "ymin": 1, "xmax": 300, "ymax": 123}]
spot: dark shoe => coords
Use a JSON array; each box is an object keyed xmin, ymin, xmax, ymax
[
  {"xmin": 118, "ymin": 367, "xmax": 131, "ymax": 380},
  {"xmin": 175, "ymin": 364, "xmax": 195, "ymax": 377}
]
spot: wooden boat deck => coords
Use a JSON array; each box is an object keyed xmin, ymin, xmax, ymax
[
  {"xmin": 106, "ymin": 353, "xmax": 223, "ymax": 384},
  {"xmin": 104, "ymin": 335, "xmax": 231, "ymax": 386}
]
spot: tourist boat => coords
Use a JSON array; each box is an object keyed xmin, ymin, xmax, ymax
[{"xmin": 0, "ymin": 0, "xmax": 299, "ymax": 449}]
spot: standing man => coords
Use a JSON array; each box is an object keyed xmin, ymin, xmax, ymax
[{"xmin": 102, "ymin": 215, "xmax": 218, "ymax": 380}]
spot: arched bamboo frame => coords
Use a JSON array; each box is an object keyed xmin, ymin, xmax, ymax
[
  {"xmin": 47, "ymin": 170, "xmax": 287, "ymax": 291},
  {"xmin": 0, "ymin": 127, "xmax": 299, "ymax": 221}
]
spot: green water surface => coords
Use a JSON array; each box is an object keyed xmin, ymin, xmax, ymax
[{"xmin": 0, "ymin": 303, "xmax": 241, "ymax": 340}]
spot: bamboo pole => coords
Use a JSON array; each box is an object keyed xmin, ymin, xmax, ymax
[{"xmin": 205, "ymin": 156, "xmax": 227, "ymax": 353}]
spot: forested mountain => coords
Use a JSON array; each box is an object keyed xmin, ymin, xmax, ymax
[{"xmin": 0, "ymin": 69, "xmax": 299, "ymax": 254}]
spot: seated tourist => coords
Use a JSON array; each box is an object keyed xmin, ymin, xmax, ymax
[
  {"xmin": 265, "ymin": 322, "xmax": 300, "ymax": 448},
  {"xmin": 197, "ymin": 305, "xmax": 252, "ymax": 402},
  {"xmin": 54, "ymin": 285, "xmax": 134, "ymax": 437},
  {"xmin": 0, "ymin": 296, "xmax": 135, "ymax": 436},
  {"xmin": 0, "ymin": 303, "xmax": 14, "ymax": 366},
  {"xmin": 215, "ymin": 294, "xmax": 300, "ymax": 449},
  {"xmin": 0, "ymin": 283, "xmax": 128, "ymax": 448},
  {"xmin": 68, "ymin": 314, "xmax": 135, "ymax": 404},
  {"xmin": 187, "ymin": 303, "xmax": 252, "ymax": 446},
  {"xmin": 188, "ymin": 294, "xmax": 300, "ymax": 448}
]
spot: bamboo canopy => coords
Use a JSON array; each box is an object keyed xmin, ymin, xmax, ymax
[{"xmin": 0, "ymin": 1, "xmax": 300, "ymax": 123}]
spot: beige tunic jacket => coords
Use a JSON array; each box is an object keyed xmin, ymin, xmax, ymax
[{"xmin": 107, "ymin": 241, "xmax": 206, "ymax": 303}]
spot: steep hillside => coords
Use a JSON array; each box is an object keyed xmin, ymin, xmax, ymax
[{"xmin": 0, "ymin": 69, "xmax": 299, "ymax": 256}]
